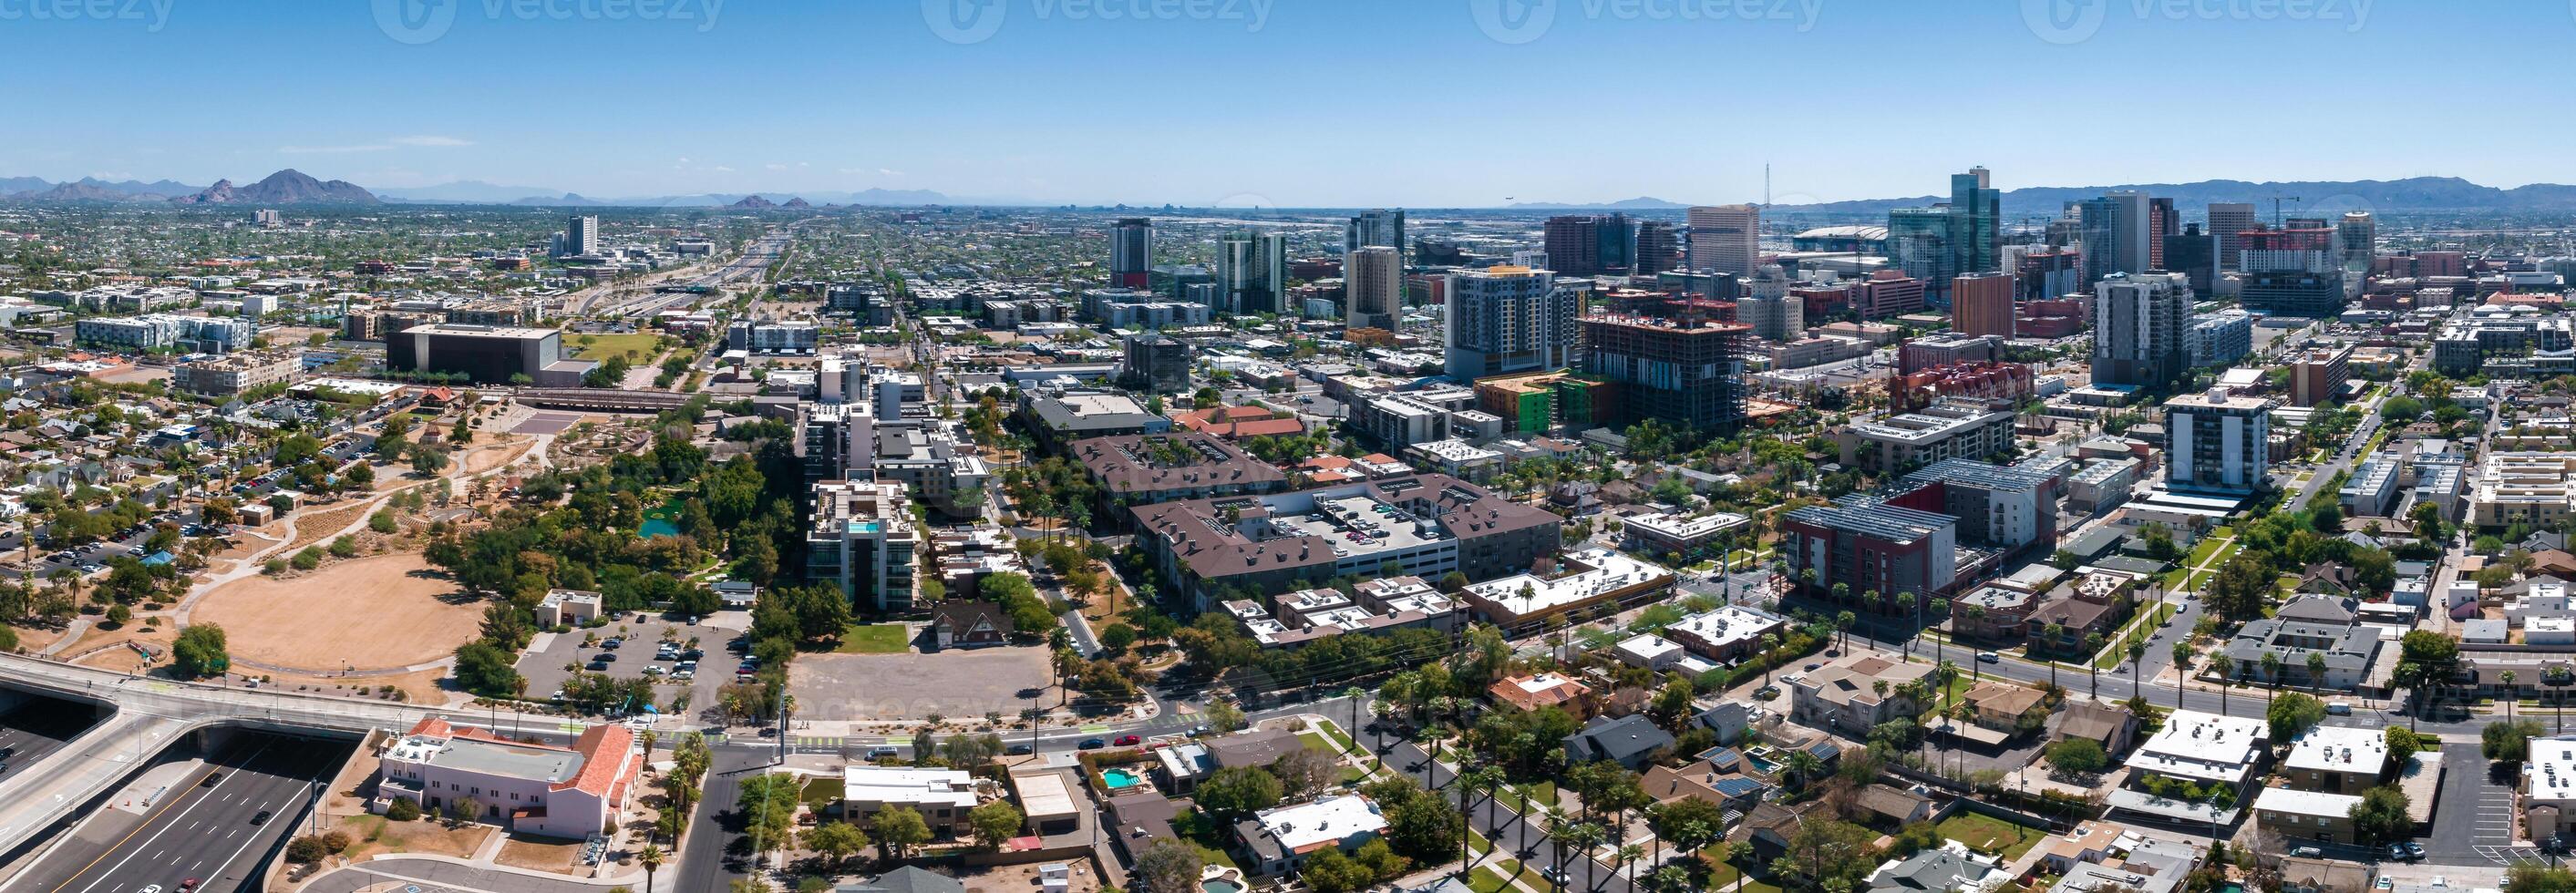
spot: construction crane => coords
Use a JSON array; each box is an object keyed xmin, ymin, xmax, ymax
[{"xmin": 2271, "ymin": 195, "xmax": 2303, "ymax": 228}]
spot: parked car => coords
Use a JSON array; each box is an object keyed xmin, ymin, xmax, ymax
[
  {"xmin": 1976, "ymin": 652, "xmax": 2001, "ymax": 663},
  {"xmin": 1006, "ymin": 744, "xmax": 1035, "ymax": 755},
  {"xmin": 1113, "ymin": 734, "xmax": 1140, "ymax": 746},
  {"xmin": 1078, "ymin": 737, "xmax": 1106, "ymax": 750}
]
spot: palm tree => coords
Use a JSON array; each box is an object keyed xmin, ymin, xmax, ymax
[
  {"xmin": 2086, "ymin": 631, "xmax": 2107, "ymax": 699},
  {"xmin": 2212, "ymin": 653, "xmax": 2235, "ymax": 715},
  {"xmin": 1760, "ymin": 633, "xmax": 1781, "ymax": 688},
  {"xmin": 1784, "ymin": 748, "xmax": 1825, "ymax": 791},
  {"xmin": 2505, "ymin": 671, "xmax": 2519, "ymax": 723},
  {"xmin": 1929, "ymin": 597, "xmax": 1950, "ymax": 663},
  {"xmin": 1834, "ymin": 611, "xmax": 1856, "ymax": 654},
  {"xmin": 1342, "ymin": 686, "xmax": 1367, "ymax": 755},
  {"xmin": 2306, "ymin": 652, "xmax": 2329, "ymax": 693},
  {"xmin": 2042, "ymin": 622, "xmax": 2065, "ymax": 691},
  {"xmin": 636, "ymin": 843, "xmax": 666, "ymax": 893},
  {"xmin": 2553, "ymin": 666, "xmax": 2573, "ymax": 734},
  {"xmin": 2128, "ymin": 640, "xmax": 2148, "ymax": 702},
  {"xmin": 2261, "ymin": 652, "xmax": 2283, "ymax": 708},
  {"xmin": 2170, "ymin": 642, "xmax": 2194, "ymax": 711},
  {"xmin": 1616, "ymin": 843, "xmax": 1645, "ymax": 890}
]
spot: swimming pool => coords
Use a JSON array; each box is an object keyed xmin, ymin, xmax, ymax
[
  {"xmin": 1102, "ymin": 767, "xmax": 1145, "ymax": 790},
  {"xmin": 1201, "ymin": 880, "xmax": 1242, "ymax": 893}
]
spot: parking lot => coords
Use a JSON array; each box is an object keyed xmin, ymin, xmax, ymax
[
  {"xmin": 2429, "ymin": 742, "xmax": 2532, "ymax": 865},
  {"xmin": 513, "ymin": 611, "xmax": 752, "ymax": 724},
  {"xmin": 788, "ymin": 645, "xmax": 1053, "ymax": 722}
]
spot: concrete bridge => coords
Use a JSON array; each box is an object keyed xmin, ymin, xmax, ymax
[{"xmin": 0, "ymin": 654, "xmax": 440, "ymax": 862}]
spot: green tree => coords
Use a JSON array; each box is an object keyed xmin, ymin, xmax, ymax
[
  {"xmin": 2267, "ymin": 692, "xmax": 2328, "ymax": 741},
  {"xmin": 2045, "ymin": 737, "xmax": 2109, "ymax": 775},
  {"xmin": 1194, "ymin": 765, "xmax": 1283, "ymax": 821},
  {"xmin": 2488, "ymin": 720, "xmax": 2542, "ymax": 764},
  {"xmin": 1131, "ymin": 839, "xmax": 1205, "ymax": 893},
  {"xmin": 2349, "ymin": 785, "xmax": 2413, "ymax": 846},
  {"xmin": 967, "ymin": 800, "xmax": 1024, "ymax": 851},
  {"xmin": 171, "ymin": 623, "xmax": 228, "ymax": 678},
  {"xmin": 453, "ymin": 642, "xmax": 524, "ymax": 697},
  {"xmin": 871, "ymin": 804, "xmax": 933, "ymax": 861}
]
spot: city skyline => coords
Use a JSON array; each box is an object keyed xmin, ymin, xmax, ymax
[{"xmin": 2, "ymin": 1, "xmax": 2565, "ymax": 205}]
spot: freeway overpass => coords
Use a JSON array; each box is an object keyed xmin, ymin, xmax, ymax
[
  {"xmin": 0, "ymin": 653, "xmax": 438, "ymax": 870},
  {"xmin": 511, "ymin": 386, "xmax": 697, "ymax": 412}
]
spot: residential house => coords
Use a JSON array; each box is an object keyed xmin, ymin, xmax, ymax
[
  {"xmin": 1489, "ymin": 672, "xmax": 1592, "ymax": 717},
  {"xmin": 1640, "ymin": 760, "xmax": 1767, "ymax": 814},
  {"xmin": 2254, "ymin": 787, "xmax": 2364, "ymax": 845},
  {"xmin": 926, "ymin": 601, "xmax": 1013, "ymax": 649},
  {"xmin": 836, "ymin": 866, "xmax": 968, "ymax": 893},
  {"xmin": 1790, "ymin": 654, "xmax": 1932, "ymax": 734},
  {"xmin": 841, "ymin": 765, "xmax": 980, "ymax": 835},
  {"xmin": 1235, "ymin": 795, "xmax": 1388, "ymax": 875},
  {"xmin": 2049, "ymin": 702, "xmax": 2142, "ymax": 757},
  {"xmin": 1864, "ymin": 840, "xmax": 2007, "ymax": 893},
  {"xmin": 1855, "ymin": 785, "xmax": 1934, "ymax": 826},
  {"xmin": 1963, "ymin": 681, "xmax": 2051, "ymax": 738},
  {"xmin": 1562, "ymin": 714, "xmax": 1675, "ymax": 769}
]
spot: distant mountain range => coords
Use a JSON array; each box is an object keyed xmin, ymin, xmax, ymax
[
  {"xmin": 1, "ymin": 176, "xmax": 205, "ymax": 203},
  {"xmin": 1764, "ymin": 176, "xmax": 2576, "ymax": 217},
  {"xmin": 22, "ymin": 172, "xmax": 2576, "ymax": 214}
]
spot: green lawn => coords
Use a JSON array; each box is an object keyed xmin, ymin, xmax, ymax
[
  {"xmin": 1936, "ymin": 813, "xmax": 2048, "ymax": 860},
  {"xmin": 1170, "ymin": 808, "xmax": 1241, "ymax": 870},
  {"xmin": 1699, "ymin": 857, "xmax": 1787, "ymax": 893},
  {"xmin": 1315, "ymin": 719, "xmax": 1357, "ymax": 753},
  {"xmin": 1468, "ymin": 867, "xmax": 1518, "ymax": 893},
  {"xmin": 570, "ymin": 332, "xmax": 664, "ymax": 361},
  {"xmin": 835, "ymin": 623, "xmax": 912, "ymax": 654},
  {"xmin": 1507, "ymin": 780, "xmax": 1560, "ymax": 809},
  {"xmin": 799, "ymin": 776, "xmax": 843, "ymax": 815}
]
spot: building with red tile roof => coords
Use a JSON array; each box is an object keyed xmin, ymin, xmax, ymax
[{"xmin": 376, "ymin": 716, "xmax": 639, "ymax": 840}]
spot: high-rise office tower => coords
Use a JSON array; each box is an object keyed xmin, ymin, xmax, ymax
[
  {"xmin": 1445, "ymin": 265, "xmax": 1574, "ymax": 380},
  {"xmin": 2090, "ymin": 271, "xmax": 2191, "ymax": 387},
  {"xmin": 1737, "ymin": 264, "xmax": 1802, "ymax": 343},
  {"xmin": 1110, "ymin": 218, "xmax": 1152, "ymax": 288},
  {"xmin": 1686, "ymin": 204, "xmax": 1759, "ymax": 276},
  {"xmin": 1952, "ymin": 272, "xmax": 2016, "ymax": 339},
  {"xmin": 1345, "ymin": 246, "xmax": 1403, "ymax": 331},
  {"xmin": 2240, "ymin": 227, "xmax": 2345, "ymax": 318},
  {"xmin": 2144, "ymin": 200, "xmax": 2176, "ymax": 270},
  {"xmin": 2208, "ymin": 202, "xmax": 2258, "ymax": 272},
  {"xmin": 1215, "ymin": 230, "xmax": 1289, "ymax": 315},
  {"xmin": 2164, "ymin": 387, "xmax": 2275, "ymax": 495},
  {"xmin": 562, "ymin": 215, "xmax": 599, "ymax": 257},
  {"xmin": 2162, "ymin": 222, "xmax": 2216, "ymax": 295},
  {"xmin": 1889, "ymin": 206, "xmax": 1958, "ymax": 302},
  {"xmin": 2076, "ymin": 191, "xmax": 2152, "ymax": 287},
  {"xmin": 1950, "ymin": 167, "xmax": 2001, "ymax": 274},
  {"xmin": 2337, "ymin": 211, "xmax": 2376, "ymax": 279},
  {"xmin": 1346, "ymin": 209, "xmax": 1406, "ymax": 256},
  {"xmin": 1597, "ymin": 212, "xmax": 1635, "ymax": 274},
  {"xmin": 1543, "ymin": 216, "xmax": 1604, "ymax": 276},
  {"xmin": 1634, "ymin": 221, "xmax": 1680, "ymax": 275}
]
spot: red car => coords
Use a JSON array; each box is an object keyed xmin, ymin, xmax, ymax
[{"xmin": 1113, "ymin": 734, "xmax": 1140, "ymax": 746}]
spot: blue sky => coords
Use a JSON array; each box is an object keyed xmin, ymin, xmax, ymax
[{"xmin": 0, "ymin": 0, "xmax": 2562, "ymax": 205}]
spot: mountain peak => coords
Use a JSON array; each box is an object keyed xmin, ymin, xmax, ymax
[{"xmin": 170, "ymin": 169, "xmax": 376, "ymax": 206}]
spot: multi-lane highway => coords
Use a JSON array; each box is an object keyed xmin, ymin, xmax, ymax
[
  {"xmin": 12, "ymin": 732, "xmax": 347, "ymax": 893},
  {"xmin": 0, "ymin": 697, "xmax": 102, "ymax": 784}
]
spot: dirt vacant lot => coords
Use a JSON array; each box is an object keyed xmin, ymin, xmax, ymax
[{"xmin": 192, "ymin": 553, "xmax": 483, "ymax": 672}]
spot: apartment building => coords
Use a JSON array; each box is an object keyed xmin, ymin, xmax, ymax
[
  {"xmin": 171, "ymin": 348, "xmax": 301, "ymax": 395},
  {"xmin": 2472, "ymin": 452, "xmax": 2576, "ymax": 529},
  {"xmin": 807, "ymin": 478, "xmax": 919, "ymax": 611},
  {"xmin": 1836, "ymin": 399, "xmax": 2017, "ymax": 474}
]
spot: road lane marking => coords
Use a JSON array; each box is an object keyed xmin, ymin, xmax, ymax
[{"xmin": 57, "ymin": 739, "xmax": 291, "ymax": 893}]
